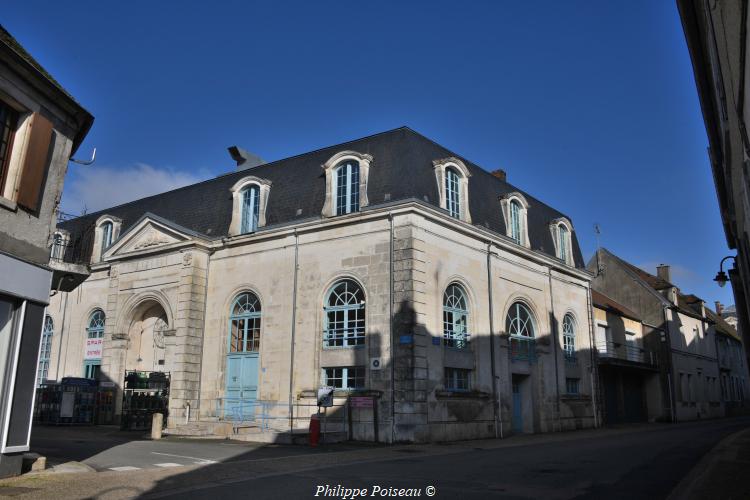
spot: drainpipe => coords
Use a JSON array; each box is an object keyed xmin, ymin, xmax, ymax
[
  {"xmin": 288, "ymin": 230, "xmax": 299, "ymax": 433},
  {"xmin": 663, "ymin": 307, "xmax": 676, "ymax": 423},
  {"xmin": 486, "ymin": 242, "xmax": 500, "ymax": 438},
  {"xmin": 547, "ymin": 270, "xmax": 562, "ymax": 431},
  {"xmin": 389, "ymin": 212, "xmax": 395, "ymax": 445},
  {"xmin": 55, "ymin": 292, "xmax": 69, "ymax": 380},
  {"xmin": 585, "ymin": 286, "xmax": 599, "ymax": 428}
]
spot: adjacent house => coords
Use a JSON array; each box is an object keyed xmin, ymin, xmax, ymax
[
  {"xmin": 591, "ymin": 290, "xmax": 661, "ymax": 424},
  {"xmin": 0, "ymin": 25, "xmax": 93, "ymax": 477},
  {"xmin": 708, "ymin": 305, "xmax": 749, "ymax": 413},
  {"xmin": 44, "ymin": 127, "xmax": 595, "ymax": 442},
  {"xmin": 588, "ymin": 248, "xmax": 723, "ymax": 422}
]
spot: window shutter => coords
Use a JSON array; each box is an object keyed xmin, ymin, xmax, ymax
[{"xmin": 16, "ymin": 113, "xmax": 53, "ymax": 211}]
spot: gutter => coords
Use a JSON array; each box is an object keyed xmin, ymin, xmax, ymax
[{"xmin": 486, "ymin": 241, "xmax": 501, "ymax": 438}]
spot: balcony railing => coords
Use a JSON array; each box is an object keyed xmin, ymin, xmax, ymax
[
  {"xmin": 595, "ymin": 341, "xmax": 657, "ymax": 366},
  {"xmin": 510, "ymin": 335, "xmax": 536, "ymax": 362}
]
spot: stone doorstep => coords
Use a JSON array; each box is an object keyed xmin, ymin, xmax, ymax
[{"xmin": 21, "ymin": 453, "xmax": 46, "ymax": 473}]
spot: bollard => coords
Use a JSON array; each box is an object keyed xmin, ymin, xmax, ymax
[{"xmin": 151, "ymin": 412, "xmax": 163, "ymax": 440}]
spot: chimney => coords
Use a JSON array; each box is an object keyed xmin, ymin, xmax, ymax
[
  {"xmin": 656, "ymin": 264, "xmax": 671, "ymax": 283},
  {"xmin": 491, "ymin": 169, "xmax": 507, "ymax": 182},
  {"xmin": 228, "ymin": 146, "xmax": 265, "ymax": 171},
  {"xmin": 715, "ymin": 301, "xmax": 723, "ymax": 315}
]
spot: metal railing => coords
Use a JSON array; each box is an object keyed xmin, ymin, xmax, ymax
[
  {"xmin": 509, "ymin": 336, "xmax": 536, "ymax": 362},
  {"xmin": 595, "ymin": 341, "xmax": 657, "ymax": 366},
  {"xmin": 214, "ymin": 398, "xmax": 350, "ymax": 435}
]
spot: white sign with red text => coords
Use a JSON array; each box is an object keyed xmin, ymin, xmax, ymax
[{"xmin": 84, "ymin": 338, "xmax": 103, "ymax": 360}]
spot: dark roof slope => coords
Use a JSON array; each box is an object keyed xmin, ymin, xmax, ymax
[
  {"xmin": 706, "ymin": 307, "xmax": 742, "ymax": 342},
  {"xmin": 591, "ymin": 289, "xmax": 642, "ymax": 321},
  {"xmin": 61, "ymin": 127, "xmax": 584, "ymax": 267}
]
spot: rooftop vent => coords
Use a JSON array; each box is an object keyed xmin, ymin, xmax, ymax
[
  {"xmin": 228, "ymin": 146, "xmax": 266, "ymax": 171},
  {"xmin": 491, "ymin": 169, "xmax": 507, "ymax": 182}
]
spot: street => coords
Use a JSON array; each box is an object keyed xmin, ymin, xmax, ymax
[{"xmin": 2, "ymin": 417, "xmax": 746, "ymax": 499}]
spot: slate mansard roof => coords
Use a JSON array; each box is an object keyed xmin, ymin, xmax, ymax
[{"xmin": 60, "ymin": 127, "xmax": 585, "ymax": 268}]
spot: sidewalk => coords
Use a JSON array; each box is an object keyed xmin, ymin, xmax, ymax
[{"xmin": 668, "ymin": 427, "xmax": 750, "ymax": 500}]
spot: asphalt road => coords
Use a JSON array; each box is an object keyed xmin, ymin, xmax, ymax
[{"xmin": 27, "ymin": 417, "xmax": 750, "ymax": 499}]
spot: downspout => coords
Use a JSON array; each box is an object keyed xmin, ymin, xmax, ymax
[
  {"xmin": 486, "ymin": 242, "xmax": 500, "ymax": 438},
  {"xmin": 389, "ymin": 212, "xmax": 395, "ymax": 444},
  {"xmin": 195, "ymin": 248, "xmax": 212, "ymax": 421},
  {"xmin": 55, "ymin": 292, "xmax": 69, "ymax": 380},
  {"xmin": 547, "ymin": 270, "xmax": 562, "ymax": 431},
  {"xmin": 586, "ymin": 286, "xmax": 599, "ymax": 428},
  {"xmin": 288, "ymin": 230, "xmax": 299, "ymax": 433}
]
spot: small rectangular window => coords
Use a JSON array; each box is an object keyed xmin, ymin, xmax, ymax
[
  {"xmin": 322, "ymin": 366, "xmax": 365, "ymax": 390},
  {"xmin": 445, "ymin": 367, "xmax": 470, "ymax": 392},
  {"xmin": 565, "ymin": 378, "xmax": 580, "ymax": 395}
]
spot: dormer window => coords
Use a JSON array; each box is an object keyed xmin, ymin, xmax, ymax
[
  {"xmin": 93, "ymin": 215, "xmax": 122, "ymax": 262},
  {"xmin": 229, "ymin": 176, "xmax": 271, "ymax": 236},
  {"xmin": 240, "ymin": 184, "xmax": 260, "ymax": 233},
  {"xmin": 500, "ymin": 192, "xmax": 530, "ymax": 248},
  {"xmin": 322, "ymin": 151, "xmax": 373, "ymax": 218},
  {"xmin": 550, "ymin": 217, "xmax": 573, "ymax": 265},
  {"xmin": 433, "ymin": 157, "xmax": 472, "ymax": 222},
  {"xmin": 335, "ymin": 160, "xmax": 360, "ymax": 215}
]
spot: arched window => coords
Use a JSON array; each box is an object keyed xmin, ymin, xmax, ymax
[
  {"xmin": 510, "ymin": 200, "xmax": 522, "ymax": 243},
  {"xmin": 562, "ymin": 313, "xmax": 576, "ymax": 362},
  {"xmin": 240, "ymin": 184, "xmax": 261, "ymax": 234},
  {"xmin": 87, "ymin": 309, "xmax": 105, "ymax": 339},
  {"xmin": 229, "ymin": 292, "xmax": 262, "ymax": 352},
  {"xmin": 445, "ymin": 167, "xmax": 461, "ymax": 219},
  {"xmin": 37, "ymin": 316, "xmax": 53, "ymax": 385},
  {"xmin": 557, "ymin": 224, "xmax": 569, "ymax": 261},
  {"xmin": 101, "ymin": 221, "xmax": 113, "ymax": 252},
  {"xmin": 335, "ymin": 161, "xmax": 360, "ymax": 215},
  {"xmin": 324, "ymin": 279, "xmax": 365, "ymax": 347},
  {"xmin": 506, "ymin": 301, "xmax": 536, "ymax": 362},
  {"xmin": 443, "ymin": 283, "xmax": 469, "ymax": 348}
]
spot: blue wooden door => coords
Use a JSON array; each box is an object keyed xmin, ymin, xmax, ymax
[
  {"xmin": 225, "ymin": 352, "xmax": 258, "ymax": 416},
  {"xmin": 512, "ymin": 381, "xmax": 523, "ymax": 433}
]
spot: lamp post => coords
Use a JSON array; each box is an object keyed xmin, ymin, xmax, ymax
[{"xmin": 713, "ymin": 255, "xmax": 737, "ymax": 288}]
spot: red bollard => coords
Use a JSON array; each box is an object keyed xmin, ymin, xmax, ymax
[{"xmin": 308, "ymin": 414, "xmax": 321, "ymax": 447}]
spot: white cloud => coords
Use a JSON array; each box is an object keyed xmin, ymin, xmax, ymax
[{"xmin": 60, "ymin": 163, "xmax": 208, "ymax": 215}]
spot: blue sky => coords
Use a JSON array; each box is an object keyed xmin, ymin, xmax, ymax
[{"xmin": 3, "ymin": 1, "xmax": 735, "ymax": 307}]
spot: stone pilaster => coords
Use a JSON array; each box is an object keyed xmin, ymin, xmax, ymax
[
  {"xmin": 391, "ymin": 224, "xmax": 429, "ymax": 442},
  {"xmin": 101, "ymin": 265, "xmax": 128, "ymax": 420},
  {"xmin": 167, "ymin": 250, "xmax": 208, "ymax": 427}
]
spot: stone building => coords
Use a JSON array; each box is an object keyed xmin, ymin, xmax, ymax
[
  {"xmin": 0, "ymin": 25, "xmax": 93, "ymax": 476},
  {"xmin": 45, "ymin": 127, "xmax": 595, "ymax": 442},
  {"xmin": 707, "ymin": 306, "xmax": 749, "ymax": 414},
  {"xmin": 588, "ymin": 249, "xmax": 723, "ymax": 422}
]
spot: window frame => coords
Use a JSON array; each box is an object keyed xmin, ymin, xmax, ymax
[
  {"xmin": 323, "ymin": 279, "xmax": 366, "ymax": 349},
  {"xmin": 0, "ymin": 100, "xmax": 19, "ymax": 197},
  {"xmin": 500, "ymin": 192, "xmax": 530, "ymax": 248},
  {"xmin": 321, "ymin": 366, "xmax": 365, "ymax": 391},
  {"xmin": 228, "ymin": 292, "xmax": 262, "ymax": 353},
  {"xmin": 334, "ymin": 160, "xmax": 360, "ymax": 215},
  {"xmin": 445, "ymin": 367, "xmax": 471, "ymax": 392},
  {"xmin": 87, "ymin": 309, "xmax": 105, "ymax": 339},
  {"xmin": 506, "ymin": 301, "xmax": 537, "ymax": 362},
  {"xmin": 549, "ymin": 217, "xmax": 574, "ymax": 265},
  {"xmin": 240, "ymin": 184, "xmax": 261, "ymax": 234},
  {"xmin": 443, "ymin": 283, "xmax": 470, "ymax": 348},
  {"xmin": 433, "ymin": 157, "xmax": 472, "ymax": 223},
  {"xmin": 565, "ymin": 377, "xmax": 580, "ymax": 395},
  {"xmin": 228, "ymin": 176, "xmax": 272, "ymax": 236},
  {"xmin": 444, "ymin": 167, "xmax": 461, "ymax": 218},
  {"xmin": 321, "ymin": 151, "xmax": 373, "ymax": 218},
  {"xmin": 562, "ymin": 313, "xmax": 576, "ymax": 362},
  {"xmin": 37, "ymin": 315, "xmax": 53, "ymax": 385}
]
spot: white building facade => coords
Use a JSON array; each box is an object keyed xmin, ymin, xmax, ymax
[{"xmin": 44, "ymin": 128, "xmax": 596, "ymax": 442}]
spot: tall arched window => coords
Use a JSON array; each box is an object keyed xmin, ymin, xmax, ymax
[
  {"xmin": 229, "ymin": 292, "xmax": 262, "ymax": 352},
  {"xmin": 506, "ymin": 301, "xmax": 536, "ymax": 361},
  {"xmin": 443, "ymin": 284, "xmax": 469, "ymax": 348},
  {"xmin": 324, "ymin": 279, "xmax": 365, "ymax": 347},
  {"xmin": 87, "ymin": 309, "xmax": 105, "ymax": 339},
  {"xmin": 557, "ymin": 224, "xmax": 569, "ymax": 261},
  {"xmin": 101, "ymin": 221, "xmax": 113, "ymax": 252},
  {"xmin": 509, "ymin": 200, "xmax": 522, "ymax": 243},
  {"xmin": 445, "ymin": 167, "xmax": 461, "ymax": 219},
  {"xmin": 562, "ymin": 313, "xmax": 576, "ymax": 362},
  {"xmin": 240, "ymin": 185, "xmax": 261, "ymax": 234},
  {"xmin": 37, "ymin": 316, "xmax": 53, "ymax": 385},
  {"xmin": 335, "ymin": 161, "xmax": 360, "ymax": 215}
]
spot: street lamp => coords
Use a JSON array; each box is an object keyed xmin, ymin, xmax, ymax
[{"xmin": 714, "ymin": 255, "xmax": 736, "ymax": 288}]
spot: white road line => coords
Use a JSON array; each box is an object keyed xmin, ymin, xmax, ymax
[
  {"xmin": 154, "ymin": 462, "xmax": 182, "ymax": 468},
  {"xmin": 150, "ymin": 452, "xmax": 217, "ymax": 464},
  {"xmin": 109, "ymin": 466, "xmax": 141, "ymax": 471}
]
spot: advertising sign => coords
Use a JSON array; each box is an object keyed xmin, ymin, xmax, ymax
[
  {"xmin": 84, "ymin": 338, "xmax": 103, "ymax": 360},
  {"xmin": 350, "ymin": 396, "xmax": 373, "ymax": 409}
]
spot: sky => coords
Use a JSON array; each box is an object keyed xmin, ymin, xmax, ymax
[{"xmin": 2, "ymin": 1, "xmax": 736, "ymax": 307}]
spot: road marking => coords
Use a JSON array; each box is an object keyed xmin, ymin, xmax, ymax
[
  {"xmin": 109, "ymin": 466, "xmax": 141, "ymax": 471},
  {"xmin": 151, "ymin": 452, "xmax": 217, "ymax": 464},
  {"xmin": 154, "ymin": 462, "xmax": 182, "ymax": 468}
]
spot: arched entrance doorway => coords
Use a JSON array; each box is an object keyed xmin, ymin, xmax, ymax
[{"xmin": 126, "ymin": 301, "xmax": 170, "ymax": 373}]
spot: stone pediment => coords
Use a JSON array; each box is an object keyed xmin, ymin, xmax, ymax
[{"xmin": 103, "ymin": 215, "xmax": 200, "ymax": 259}]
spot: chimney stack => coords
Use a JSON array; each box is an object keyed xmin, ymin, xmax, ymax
[
  {"xmin": 715, "ymin": 301, "xmax": 723, "ymax": 315},
  {"xmin": 656, "ymin": 264, "xmax": 671, "ymax": 283},
  {"xmin": 228, "ymin": 146, "xmax": 266, "ymax": 171},
  {"xmin": 491, "ymin": 169, "xmax": 507, "ymax": 182}
]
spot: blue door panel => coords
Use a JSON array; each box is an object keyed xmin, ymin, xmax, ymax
[{"xmin": 512, "ymin": 381, "xmax": 523, "ymax": 433}]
